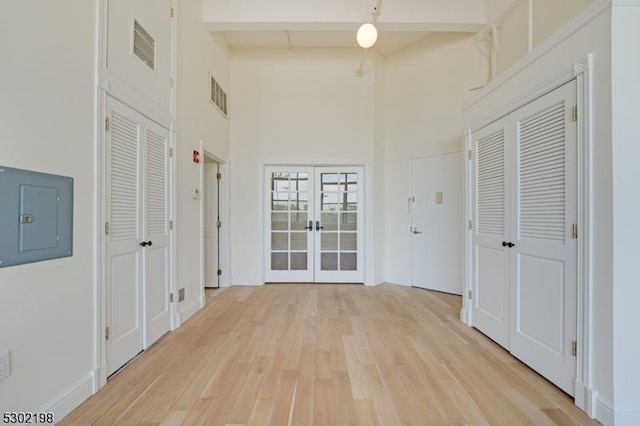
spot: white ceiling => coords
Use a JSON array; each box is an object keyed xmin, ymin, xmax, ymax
[{"xmin": 204, "ymin": 0, "xmax": 492, "ymax": 56}]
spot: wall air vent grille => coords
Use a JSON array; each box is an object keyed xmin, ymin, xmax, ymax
[
  {"xmin": 133, "ymin": 20, "xmax": 155, "ymax": 71},
  {"xmin": 210, "ymin": 75, "xmax": 228, "ymax": 117}
]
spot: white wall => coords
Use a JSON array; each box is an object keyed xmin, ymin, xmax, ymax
[
  {"xmin": 611, "ymin": 3, "xmax": 640, "ymax": 422},
  {"xmin": 383, "ymin": 33, "xmax": 485, "ymax": 285},
  {"xmin": 0, "ymin": 0, "xmax": 96, "ymax": 416},
  {"xmin": 229, "ymin": 48, "xmax": 378, "ymax": 285},
  {"xmin": 175, "ymin": 0, "xmax": 230, "ymax": 319},
  {"xmin": 463, "ymin": 6, "xmax": 614, "ymax": 423},
  {"xmin": 493, "ymin": 0, "xmax": 594, "ymax": 74}
]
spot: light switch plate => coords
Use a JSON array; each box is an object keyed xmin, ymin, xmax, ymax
[
  {"xmin": 0, "ymin": 350, "xmax": 10, "ymax": 381},
  {"xmin": 435, "ymin": 192, "xmax": 443, "ymax": 204}
]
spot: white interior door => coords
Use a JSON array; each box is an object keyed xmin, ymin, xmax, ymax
[
  {"xmin": 314, "ymin": 167, "xmax": 364, "ymax": 283},
  {"xmin": 105, "ymin": 97, "xmax": 171, "ymax": 375},
  {"xmin": 264, "ymin": 166, "xmax": 364, "ymax": 283},
  {"xmin": 265, "ymin": 167, "xmax": 315, "ymax": 282},
  {"xmin": 410, "ymin": 153, "xmax": 463, "ymax": 295},
  {"xmin": 509, "ymin": 80, "xmax": 577, "ymax": 395},
  {"xmin": 143, "ymin": 121, "xmax": 171, "ymax": 347},
  {"xmin": 471, "ymin": 116, "xmax": 511, "ymax": 348},
  {"xmin": 203, "ymin": 161, "xmax": 219, "ymax": 288},
  {"xmin": 105, "ymin": 101, "xmax": 143, "ymax": 376}
]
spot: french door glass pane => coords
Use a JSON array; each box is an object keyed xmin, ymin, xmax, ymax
[
  {"xmin": 319, "ymin": 171, "xmax": 359, "ymax": 272},
  {"xmin": 270, "ymin": 172, "xmax": 309, "ymax": 272}
]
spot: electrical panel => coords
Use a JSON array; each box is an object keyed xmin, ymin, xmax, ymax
[{"xmin": 0, "ymin": 166, "xmax": 73, "ymax": 268}]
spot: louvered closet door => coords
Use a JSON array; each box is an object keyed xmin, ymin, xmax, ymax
[
  {"xmin": 143, "ymin": 121, "xmax": 171, "ymax": 347},
  {"xmin": 105, "ymin": 100, "xmax": 144, "ymax": 376},
  {"xmin": 471, "ymin": 116, "xmax": 511, "ymax": 347},
  {"xmin": 509, "ymin": 80, "xmax": 577, "ymax": 395}
]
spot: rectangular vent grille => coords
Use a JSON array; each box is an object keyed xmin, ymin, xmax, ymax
[
  {"xmin": 476, "ymin": 129, "xmax": 505, "ymax": 235},
  {"xmin": 133, "ymin": 20, "xmax": 155, "ymax": 71},
  {"xmin": 210, "ymin": 75, "xmax": 228, "ymax": 117},
  {"xmin": 518, "ymin": 102, "xmax": 566, "ymax": 242}
]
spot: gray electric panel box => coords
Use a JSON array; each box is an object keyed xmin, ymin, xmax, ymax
[{"xmin": 0, "ymin": 166, "xmax": 73, "ymax": 268}]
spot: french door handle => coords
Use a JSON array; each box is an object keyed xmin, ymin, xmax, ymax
[
  {"xmin": 412, "ymin": 229, "xmax": 423, "ymax": 234},
  {"xmin": 304, "ymin": 220, "xmax": 313, "ymax": 231},
  {"xmin": 315, "ymin": 221, "xmax": 324, "ymax": 231},
  {"xmin": 502, "ymin": 241, "xmax": 515, "ymax": 248},
  {"xmin": 140, "ymin": 241, "xmax": 153, "ymax": 247}
]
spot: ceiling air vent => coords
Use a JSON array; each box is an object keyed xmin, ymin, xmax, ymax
[
  {"xmin": 210, "ymin": 75, "xmax": 228, "ymax": 117},
  {"xmin": 133, "ymin": 20, "xmax": 155, "ymax": 71}
]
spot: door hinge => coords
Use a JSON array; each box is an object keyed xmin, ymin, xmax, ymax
[
  {"xmin": 170, "ymin": 7, "xmax": 175, "ymax": 17},
  {"xmin": 217, "ymin": 269, "xmax": 222, "ymax": 276},
  {"xmin": 571, "ymin": 340, "xmax": 577, "ymax": 357},
  {"xmin": 216, "ymin": 172, "xmax": 222, "ymax": 180},
  {"xmin": 169, "ymin": 220, "xmax": 173, "ymax": 230},
  {"xmin": 468, "ymin": 150, "xmax": 473, "ymax": 160},
  {"xmin": 170, "ymin": 293, "xmax": 174, "ymax": 303},
  {"xmin": 468, "ymin": 290, "xmax": 472, "ymax": 299},
  {"xmin": 468, "ymin": 220, "xmax": 473, "ymax": 230},
  {"xmin": 105, "ymin": 327, "xmax": 110, "ymax": 340},
  {"xmin": 169, "ymin": 147, "xmax": 173, "ymax": 157},
  {"xmin": 572, "ymin": 105, "xmax": 578, "ymax": 122},
  {"xmin": 571, "ymin": 223, "xmax": 578, "ymax": 239},
  {"xmin": 105, "ymin": 221, "xmax": 110, "ymax": 235},
  {"xmin": 216, "ymin": 220, "xmax": 222, "ymax": 229},
  {"xmin": 105, "ymin": 116, "xmax": 110, "ymax": 131}
]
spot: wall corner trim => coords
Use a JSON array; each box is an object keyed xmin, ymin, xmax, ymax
[
  {"xmin": 462, "ymin": 0, "xmax": 611, "ymax": 112},
  {"xmin": 38, "ymin": 373, "xmax": 94, "ymax": 422}
]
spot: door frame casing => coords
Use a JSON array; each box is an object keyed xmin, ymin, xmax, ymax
[
  {"xmin": 94, "ymin": 0, "xmax": 178, "ymax": 391},
  {"xmin": 260, "ymin": 160, "xmax": 374, "ymax": 286},
  {"xmin": 462, "ymin": 55, "xmax": 594, "ymax": 413},
  {"xmin": 199, "ymin": 145, "xmax": 230, "ymax": 311}
]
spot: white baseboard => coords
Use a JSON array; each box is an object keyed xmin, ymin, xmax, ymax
[
  {"xmin": 38, "ymin": 373, "xmax": 94, "ymax": 422},
  {"xmin": 614, "ymin": 405, "xmax": 640, "ymax": 426},
  {"xmin": 177, "ymin": 297, "xmax": 203, "ymax": 326},
  {"xmin": 595, "ymin": 394, "xmax": 615, "ymax": 426}
]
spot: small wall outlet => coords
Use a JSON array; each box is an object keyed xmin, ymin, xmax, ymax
[
  {"xmin": 178, "ymin": 287, "xmax": 185, "ymax": 302},
  {"xmin": 0, "ymin": 350, "xmax": 11, "ymax": 381}
]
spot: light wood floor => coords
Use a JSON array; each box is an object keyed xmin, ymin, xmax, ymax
[{"xmin": 61, "ymin": 284, "xmax": 598, "ymax": 425}]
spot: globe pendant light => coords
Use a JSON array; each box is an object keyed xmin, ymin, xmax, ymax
[{"xmin": 356, "ymin": 23, "xmax": 378, "ymax": 48}]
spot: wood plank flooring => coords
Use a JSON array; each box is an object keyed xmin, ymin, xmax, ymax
[{"xmin": 60, "ymin": 284, "xmax": 598, "ymax": 425}]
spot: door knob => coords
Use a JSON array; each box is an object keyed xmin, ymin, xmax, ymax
[
  {"xmin": 502, "ymin": 241, "xmax": 507, "ymax": 247},
  {"xmin": 412, "ymin": 229, "xmax": 423, "ymax": 234},
  {"xmin": 304, "ymin": 220, "xmax": 313, "ymax": 231},
  {"xmin": 507, "ymin": 242, "xmax": 515, "ymax": 248}
]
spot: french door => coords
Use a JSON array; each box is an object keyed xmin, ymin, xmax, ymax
[
  {"xmin": 264, "ymin": 166, "xmax": 364, "ymax": 283},
  {"xmin": 471, "ymin": 80, "xmax": 577, "ymax": 395},
  {"xmin": 105, "ymin": 96, "xmax": 171, "ymax": 376}
]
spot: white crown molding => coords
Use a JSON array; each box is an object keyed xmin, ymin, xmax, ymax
[{"xmin": 462, "ymin": 0, "xmax": 611, "ymax": 112}]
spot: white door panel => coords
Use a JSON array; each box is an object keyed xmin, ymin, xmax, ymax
[
  {"xmin": 143, "ymin": 123, "xmax": 171, "ymax": 347},
  {"xmin": 410, "ymin": 153, "xmax": 463, "ymax": 295},
  {"xmin": 471, "ymin": 116, "xmax": 511, "ymax": 348},
  {"xmin": 105, "ymin": 97, "xmax": 171, "ymax": 375},
  {"xmin": 105, "ymin": 102, "xmax": 143, "ymax": 376},
  {"xmin": 470, "ymin": 80, "xmax": 578, "ymax": 396},
  {"xmin": 509, "ymin": 80, "xmax": 577, "ymax": 395}
]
